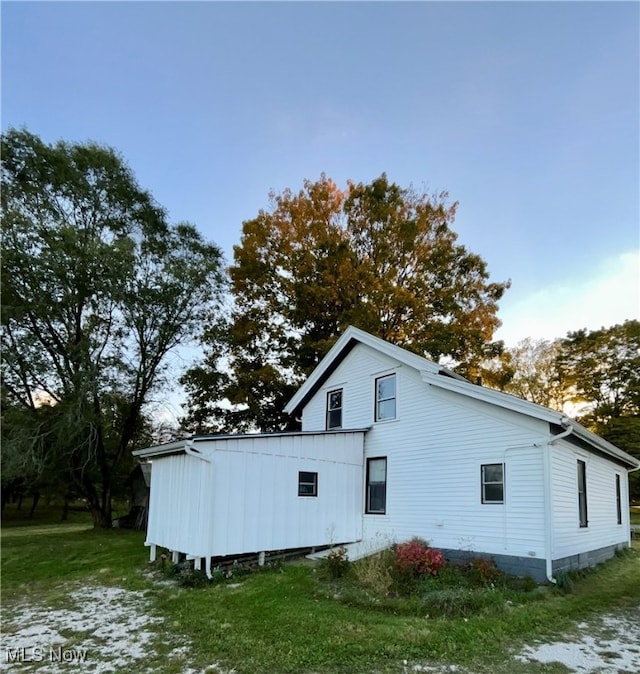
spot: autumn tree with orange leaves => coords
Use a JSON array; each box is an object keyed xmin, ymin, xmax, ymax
[{"xmin": 182, "ymin": 174, "xmax": 510, "ymax": 432}]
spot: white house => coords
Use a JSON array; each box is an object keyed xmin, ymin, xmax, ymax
[{"xmin": 134, "ymin": 326, "xmax": 639, "ymax": 582}]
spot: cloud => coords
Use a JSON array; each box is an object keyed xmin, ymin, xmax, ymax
[{"xmin": 495, "ymin": 250, "xmax": 639, "ymax": 346}]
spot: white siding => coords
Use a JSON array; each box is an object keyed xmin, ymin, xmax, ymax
[
  {"xmin": 301, "ymin": 343, "xmax": 550, "ymax": 560},
  {"xmin": 550, "ymin": 441, "xmax": 630, "ymax": 559},
  {"xmin": 146, "ymin": 453, "xmax": 216, "ymax": 557},
  {"xmin": 145, "ymin": 432, "xmax": 364, "ymax": 558}
]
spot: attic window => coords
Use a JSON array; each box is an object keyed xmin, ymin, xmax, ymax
[
  {"xmin": 375, "ymin": 374, "xmax": 396, "ymax": 421},
  {"xmin": 481, "ymin": 463, "xmax": 504, "ymax": 503},
  {"xmin": 326, "ymin": 389, "xmax": 343, "ymax": 430}
]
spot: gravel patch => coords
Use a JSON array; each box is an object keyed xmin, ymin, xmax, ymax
[
  {"xmin": 0, "ymin": 584, "xmax": 217, "ymax": 673},
  {"xmin": 515, "ymin": 609, "xmax": 640, "ymax": 673}
]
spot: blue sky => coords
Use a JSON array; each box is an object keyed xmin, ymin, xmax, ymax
[{"xmin": 3, "ymin": 1, "xmax": 639, "ymax": 351}]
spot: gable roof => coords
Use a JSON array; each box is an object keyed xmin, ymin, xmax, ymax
[
  {"xmin": 283, "ymin": 325, "xmax": 467, "ymax": 418},
  {"xmin": 284, "ymin": 326, "xmax": 640, "ymax": 470}
]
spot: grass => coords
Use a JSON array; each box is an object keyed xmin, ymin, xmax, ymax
[
  {"xmin": 630, "ymin": 505, "xmax": 640, "ymax": 526},
  {"xmin": 2, "ymin": 508, "xmax": 640, "ymax": 674}
]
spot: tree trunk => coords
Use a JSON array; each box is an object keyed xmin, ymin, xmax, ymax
[
  {"xmin": 74, "ymin": 471, "xmax": 113, "ymax": 529},
  {"xmin": 88, "ymin": 501, "xmax": 113, "ymax": 528},
  {"xmin": 28, "ymin": 491, "xmax": 40, "ymax": 518}
]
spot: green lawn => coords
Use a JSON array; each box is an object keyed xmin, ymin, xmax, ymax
[
  {"xmin": 2, "ymin": 511, "xmax": 640, "ymax": 674},
  {"xmin": 630, "ymin": 505, "xmax": 640, "ymax": 526}
]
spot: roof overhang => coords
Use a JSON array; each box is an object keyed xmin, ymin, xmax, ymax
[
  {"xmin": 132, "ymin": 428, "xmax": 370, "ymax": 461},
  {"xmin": 132, "ymin": 440, "xmax": 189, "ymax": 460},
  {"xmin": 422, "ymin": 372, "xmax": 640, "ymax": 470}
]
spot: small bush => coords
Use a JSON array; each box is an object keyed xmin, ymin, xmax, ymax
[
  {"xmin": 395, "ymin": 538, "xmax": 445, "ymax": 577},
  {"xmin": 467, "ymin": 557, "xmax": 503, "ymax": 585},
  {"xmin": 507, "ymin": 574, "xmax": 538, "ymax": 592},
  {"xmin": 325, "ymin": 547, "xmax": 350, "ymax": 579},
  {"xmin": 352, "ymin": 548, "xmax": 396, "ymax": 595},
  {"xmin": 554, "ymin": 571, "xmax": 574, "ymax": 593},
  {"xmin": 179, "ymin": 568, "xmax": 211, "ymax": 588}
]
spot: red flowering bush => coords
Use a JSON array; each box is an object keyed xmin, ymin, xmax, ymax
[{"xmin": 394, "ymin": 538, "xmax": 445, "ymax": 577}]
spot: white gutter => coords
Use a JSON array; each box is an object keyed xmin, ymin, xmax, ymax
[
  {"xmin": 184, "ymin": 440, "xmax": 213, "ymax": 463},
  {"xmin": 544, "ymin": 417, "xmax": 574, "ymax": 584}
]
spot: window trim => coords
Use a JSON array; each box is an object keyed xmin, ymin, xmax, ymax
[
  {"xmin": 374, "ymin": 373, "xmax": 396, "ymax": 422},
  {"xmin": 615, "ymin": 474, "xmax": 622, "ymax": 526},
  {"xmin": 298, "ymin": 471, "xmax": 318, "ymax": 497},
  {"xmin": 481, "ymin": 463, "xmax": 505, "ymax": 504},
  {"xmin": 365, "ymin": 456, "xmax": 387, "ymax": 514},
  {"xmin": 326, "ymin": 388, "xmax": 343, "ymax": 430},
  {"xmin": 577, "ymin": 459, "xmax": 588, "ymax": 528}
]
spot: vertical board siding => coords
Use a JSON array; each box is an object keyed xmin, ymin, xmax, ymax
[
  {"xmin": 302, "ymin": 343, "xmax": 549, "ymax": 560},
  {"xmin": 146, "ymin": 432, "xmax": 364, "ymax": 558},
  {"xmin": 551, "ymin": 442, "xmax": 630, "ymax": 559},
  {"xmin": 146, "ymin": 453, "xmax": 215, "ymax": 557}
]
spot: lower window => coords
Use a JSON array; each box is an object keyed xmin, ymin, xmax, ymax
[
  {"xmin": 481, "ymin": 463, "xmax": 504, "ymax": 503},
  {"xmin": 577, "ymin": 460, "xmax": 588, "ymax": 527},
  {"xmin": 366, "ymin": 457, "xmax": 387, "ymax": 514},
  {"xmin": 298, "ymin": 471, "xmax": 318, "ymax": 497}
]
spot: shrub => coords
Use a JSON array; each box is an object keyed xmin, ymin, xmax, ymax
[
  {"xmin": 395, "ymin": 539, "xmax": 445, "ymax": 577},
  {"xmin": 179, "ymin": 568, "xmax": 211, "ymax": 588},
  {"xmin": 554, "ymin": 571, "xmax": 575, "ymax": 593},
  {"xmin": 325, "ymin": 547, "xmax": 350, "ymax": 579},
  {"xmin": 468, "ymin": 557, "xmax": 503, "ymax": 585},
  {"xmin": 352, "ymin": 548, "xmax": 396, "ymax": 595}
]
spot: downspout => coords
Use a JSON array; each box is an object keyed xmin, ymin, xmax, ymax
[
  {"xmin": 544, "ymin": 417, "xmax": 574, "ymax": 584},
  {"xmin": 627, "ymin": 464, "xmax": 640, "ymax": 546}
]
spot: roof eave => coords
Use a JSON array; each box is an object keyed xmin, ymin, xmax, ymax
[{"xmin": 422, "ymin": 372, "xmax": 639, "ymax": 469}]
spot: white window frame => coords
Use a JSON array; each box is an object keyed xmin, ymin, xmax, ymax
[
  {"xmin": 375, "ymin": 373, "xmax": 396, "ymax": 422},
  {"xmin": 481, "ymin": 463, "xmax": 505, "ymax": 504},
  {"xmin": 326, "ymin": 388, "xmax": 343, "ymax": 430},
  {"xmin": 577, "ymin": 459, "xmax": 588, "ymax": 528},
  {"xmin": 365, "ymin": 457, "xmax": 387, "ymax": 514},
  {"xmin": 298, "ymin": 471, "xmax": 318, "ymax": 497}
]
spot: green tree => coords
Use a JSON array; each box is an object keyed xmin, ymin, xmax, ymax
[
  {"xmin": 182, "ymin": 174, "xmax": 509, "ymax": 432},
  {"xmin": 559, "ymin": 320, "xmax": 640, "ymax": 424},
  {"xmin": 1, "ymin": 128, "xmax": 225, "ymax": 527},
  {"xmin": 559, "ymin": 320, "xmax": 640, "ymax": 500},
  {"xmin": 479, "ymin": 337, "xmax": 568, "ymax": 411}
]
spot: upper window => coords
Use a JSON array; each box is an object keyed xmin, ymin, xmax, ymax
[
  {"xmin": 481, "ymin": 463, "xmax": 504, "ymax": 503},
  {"xmin": 616, "ymin": 474, "xmax": 622, "ymax": 525},
  {"xmin": 577, "ymin": 460, "xmax": 588, "ymax": 528},
  {"xmin": 326, "ymin": 389, "xmax": 343, "ymax": 430},
  {"xmin": 366, "ymin": 457, "xmax": 387, "ymax": 514},
  {"xmin": 375, "ymin": 374, "xmax": 396, "ymax": 421},
  {"xmin": 298, "ymin": 471, "xmax": 318, "ymax": 497}
]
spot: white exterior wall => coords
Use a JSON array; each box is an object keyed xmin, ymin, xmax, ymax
[
  {"xmin": 145, "ymin": 431, "xmax": 364, "ymax": 558},
  {"xmin": 550, "ymin": 440, "xmax": 630, "ymax": 560},
  {"xmin": 146, "ymin": 453, "xmax": 216, "ymax": 557},
  {"xmin": 301, "ymin": 343, "xmax": 551, "ymax": 561}
]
